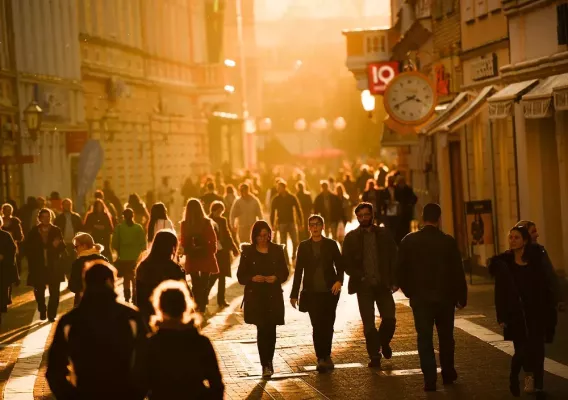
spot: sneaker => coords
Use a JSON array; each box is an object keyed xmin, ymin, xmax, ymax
[
  {"xmin": 316, "ymin": 359, "xmax": 328, "ymax": 373},
  {"xmin": 268, "ymin": 362, "xmax": 274, "ymax": 375},
  {"xmin": 381, "ymin": 344, "xmax": 393, "ymax": 360},
  {"xmin": 424, "ymin": 382, "xmax": 437, "ymax": 392},
  {"xmin": 39, "ymin": 311, "xmax": 47, "ymax": 321},
  {"xmin": 218, "ymin": 301, "xmax": 229, "ymax": 308},
  {"xmin": 262, "ymin": 366, "xmax": 273, "ymax": 378},
  {"xmin": 368, "ymin": 357, "xmax": 381, "ymax": 368},
  {"xmin": 442, "ymin": 370, "xmax": 458, "ymax": 385},
  {"xmin": 524, "ymin": 375, "xmax": 535, "ymax": 393},
  {"xmin": 324, "ymin": 357, "xmax": 335, "ymax": 370}
]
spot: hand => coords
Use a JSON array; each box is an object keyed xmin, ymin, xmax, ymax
[
  {"xmin": 391, "ymin": 285, "xmax": 399, "ymax": 293},
  {"xmin": 252, "ymin": 275, "xmax": 266, "ymax": 283},
  {"xmin": 557, "ymin": 302, "xmax": 566, "ymax": 312},
  {"xmin": 331, "ymin": 281, "xmax": 342, "ymax": 295},
  {"xmin": 456, "ymin": 302, "xmax": 465, "ymax": 310},
  {"xmin": 393, "ymin": 95, "xmax": 416, "ymax": 109},
  {"xmin": 53, "ymin": 238, "xmax": 61, "ymax": 248},
  {"xmin": 290, "ymin": 298, "xmax": 298, "ymax": 309},
  {"xmin": 264, "ymin": 275, "xmax": 277, "ymax": 284}
]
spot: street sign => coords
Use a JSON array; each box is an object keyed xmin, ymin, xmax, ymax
[
  {"xmin": 0, "ymin": 155, "xmax": 36, "ymax": 165},
  {"xmin": 368, "ymin": 62, "xmax": 399, "ymax": 95}
]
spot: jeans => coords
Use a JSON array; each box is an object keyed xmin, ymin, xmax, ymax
[
  {"xmin": 34, "ymin": 282, "xmax": 61, "ymax": 319},
  {"xmin": 257, "ymin": 324, "xmax": 277, "ymax": 367},
  {"xmin": 512, "ymin": 336, "xmax": 545, "ymax": 389},
  {"xmin": 278, "ymin": 223, "xmax": 298, "ymax": 262},
  {"xmin": 356, "ymin": 284, "xmax": 396, "ymax": 359},
  {"xmin": 190, "ymin": 272, "xmax": 211, "ymax": 311},
  {"xmin": 411, "ymin": 300, "xmax": 456, "ymax": 384},
  {"xmin": 116, "ymin": 260, "xmax": 136, "ymax": 302},
  {"xmin": 307, "ymin": 292, "xmax": 339, "ymax": 359},
  {"xmin": 208, "ymin": 274, "xmax": 226, "ymax": 305}
]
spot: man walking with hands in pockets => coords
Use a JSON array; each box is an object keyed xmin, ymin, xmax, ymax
[{"xmin": 397, "ymin": 203, "xmax": 468, "ymax": 392}]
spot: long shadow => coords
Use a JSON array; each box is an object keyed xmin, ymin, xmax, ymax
[
  {"xmin": 0, "ymin": 321, "xmax": 50, "ymax": 346},
  {"xmin": 244, "ymin": 379, "xmax": 269, "ymax": 400}
]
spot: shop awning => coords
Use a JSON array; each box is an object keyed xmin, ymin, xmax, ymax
[
  {"xmin": 553, "ymin": 77, "xmax": 568, "ymax": 111},
  {"xmin": 421, "ymin": 92, "xmax": 470, "ymax": 135},
  {"xmin": 521, "ymin": 73, "xmax": 568, "ymax": 118},
  {"xmin": 487, "ymin": 79, "xmax": 539, "ymax": 119},
  {"xmin": 433, "ymin": 86, "xmax": 496, "ymax": 134}
]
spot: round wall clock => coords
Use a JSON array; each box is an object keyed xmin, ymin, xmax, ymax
[{"xmin": 383, "ymin": 71, "xmax": 437, "ymax": 126}]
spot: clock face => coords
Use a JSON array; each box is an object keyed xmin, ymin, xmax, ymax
[{"xmin": 384, "ymin": 72, "xmax": 436, "ymax": 125}]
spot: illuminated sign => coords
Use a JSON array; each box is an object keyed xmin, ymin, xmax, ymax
[{"xmin": 368, "ymin": 62, "xmax": 399, "ymax": 95}]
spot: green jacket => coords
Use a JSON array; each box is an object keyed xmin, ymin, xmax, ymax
[{"xmin": 112, "ymin": 222, "xmax": 147, "ymax": 261}]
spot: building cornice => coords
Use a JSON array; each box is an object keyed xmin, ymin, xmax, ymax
[
  {"xmin": 500, "ymin": 51, "xmax": 568, "ymax": 81},
  {"xmin": 0, "ymin": 69, "xmax": 16, "ymax": 78},
  {"xmin": 80, "ymin": 33, "xmax": 147, "ymax": 57},
  {"xmin": 18, "ymin": 73, "xmax": 83, "ymax": 89},
  {"xmin": 502, "ymin": 0, "xmax": 556, "ymax": 16},
  {"xmin": 460, "ymin": 37, "xmax": 510, "ymax": 59}
]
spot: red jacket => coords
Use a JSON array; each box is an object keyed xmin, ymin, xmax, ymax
[{"xmin": 180, "ymin": 220, "xmax": 219, "ymax": 274}]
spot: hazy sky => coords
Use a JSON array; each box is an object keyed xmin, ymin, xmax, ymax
[{"xmin": 255, "ymin": 0, "xmax": 390, "ymax": 21}]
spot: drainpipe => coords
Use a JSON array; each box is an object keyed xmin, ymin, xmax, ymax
[{"xmin": 489, "ymin": 120, "xmax": 500, "ymax": 253}]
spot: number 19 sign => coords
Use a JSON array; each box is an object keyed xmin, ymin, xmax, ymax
[{"xmin": 368, "ymin": 62, "xmax": 400, "ymax": 95}]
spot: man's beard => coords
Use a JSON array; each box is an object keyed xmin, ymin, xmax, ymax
[{"xmin": 359, "ymin": 220, "xmax": 372, "ymax": 228}]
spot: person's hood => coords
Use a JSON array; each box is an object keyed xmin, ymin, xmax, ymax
[{"xmin": 77, "ymin": 245, "xmax": 104, "ymax": 258}]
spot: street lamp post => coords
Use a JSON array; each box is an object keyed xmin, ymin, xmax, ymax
[{"xmin": 23, "ymin": 100, "xmax": 43, "ymax": 142}]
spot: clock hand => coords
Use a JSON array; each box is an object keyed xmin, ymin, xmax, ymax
[{"xmin": 393, "ymin": 95, "xmax": 417, "ymax": 109}]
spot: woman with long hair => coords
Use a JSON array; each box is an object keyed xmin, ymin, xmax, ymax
[
  {"xmin": 135, "ymin": 230, "xmax": 187, "ymax": 322},
  {"xmin": 83, "ymin": 199, "xmax": 114, "ymax": 260},
  {"xmin": 125, "ymin": 193, "xmax": 150, "ymax": 228},
  {"xmin": 489, "ymin": 226, "xmax": 559, "ymax": 397},
  {"xmin": 112, "ymin": 208, "xmax": 147, "ymax": 303},
  {"xmin": 145, "ymin": 280, "xmax": 223, "ymax": 399},
  {"xmin": 180, "ymin": 199, "xmax": 219, "ymax": 313},
  {"xmin": 237, "ymin": 220, "xmax": 288, "ymax": 378},
  {"xmin": 147, "ymin": 202, "xmax": 174, "ymax": 244}
]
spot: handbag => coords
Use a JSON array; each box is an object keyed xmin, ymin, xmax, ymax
[{"xmin": 298, "ymin": 290, "xmax": 310, "ymax": 313}]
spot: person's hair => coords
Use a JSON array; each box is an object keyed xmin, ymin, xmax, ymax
[
  {"xmin": 37, "ymin": 196, "xmax": 46, "ymax": 204},
  {"xmin": 308, "ymin": 214, "xmax": 324, "ymax": 226},
  {"xmin": 296, "ymin": 181, "xmax": 305, "ymax": 192},
  {"xmin": 123, "ymin": 208, "xmax": 134, "ymax": 226},
  {"xmin": 225, "ymin": 184, "xmax": 235, "ymax": 196},
  {"xmin": 210, "ymin": 200, "xmax": 225, "ymax": 215},
  {"xmin": 38, "ymin": 208, "xmax": 52, "ymax": 221},
  {"xmin": 355, "ymin": 202, "xmax": 373, "ymax": 215},
  {"xmin": 510, "ymin": 225, "xmax": 532, "ymax": 261},
  {"xmin": 147, "ymin": 202, "xmax": 169, "ymax": 241},
  {"xmin": 335, "ymin": 183, "xmax": 346, "ymax": 197},
  {"xmin": 62, "ymin": 198, "xmax": 72, "ymax": 207},
  {"xmin": 128, "ymin": 193, "xmax": 142, "ymax": 206},
  {"xmin": 2, "ymin": 203, "xmax": 13, "ymax": 214},
  {"xmin": 147, "ymin": 230, "xmax": 178, "ymax": 260},
  {"xmin": 73, "ymin": 232, "xmax": 104, "ymax": 253},
  {"xmin": 83, "ymin": 261, "xmax": 116, "ymax": 291},
  {"xmin": 206, "ymin": 182, "xmax": 215, "ymax": 191},
  {"xmin": 516, "ymin": 220, "xmax": 536, "ymax": 231},
  {"xmin": 0, "ymin": 215, "xmax": 2, "ymax": 225},
  {"xmin": 277, "ymin": 179, "xmax": 287, "ymax": 188},
  {"xmin": 94, "ymin": 190, "xmax": 104, "ymax": 200},
  {"xmin": 250, "ymin": 220, "xmax": 272, "ymax": 244},
  {"xmin": 365, "ymin": 178, "xmax": 376, "ymax": 191},
  {"xmin": 26, "ymin": 196, "xmax": 36, "ymax": 206},
  {"xmin": 422, "ymin": 203, "xmax": 442, "ymax": 223},
  {"xmin": 150, "ymin": 280, "xmax": 200, "ymax": 329},
  {"xmin": 239, "ymin": 183, "xmax": 249, "ymax": 192},
  {"xmin": 182, "ymin": 198, "xmax": 208, "ymax": 227},
  {"xmin": 85, "ymin": 199, "xmax": 113, "ymax": 228}
]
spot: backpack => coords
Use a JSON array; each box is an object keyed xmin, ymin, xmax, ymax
[{"xmin": 184, "ymin": 222, "xmax": 208, "ymax": 259}]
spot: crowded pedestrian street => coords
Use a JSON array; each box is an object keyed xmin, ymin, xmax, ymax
[{"xmin": 1, "ymin": 236, "xmax": 568, "ymax": 399}]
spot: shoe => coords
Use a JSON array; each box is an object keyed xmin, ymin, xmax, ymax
[
  {"xmin": 381, "ymin": 344, "xmax": 393, "ymax": 360},
  {"xmin": 509, "ymin": 381, "xmax": 521, "ymax": 397},
  {"xmin": 316, "ymin": 359, "xmax": 328, "ymax": 373},
  {"xmin": 535, "ymin": 389, "xmax": 547, "ymax": 400},
  {"xmin": 324, "ymin": 356, "xmax": 335, "ymax": 370},
  {"xmin": 368, "ymin": 357, "xmax": 381, "ymax": 368},
  {"xmin": 442, "ymin": 370, "xmax": 458, "ymax": 385},
  {"xmin": 268, "ymin": 362, "xmax": 274, "ymax": 375},
  {"xmin": 262, "ymin": 366, "xmax": 273, "ymax": 378},
  {"xmin": 39, "ymin": 311, "xmax": 47, "ymax": 321},
  {"xmin": 524, "ymin": 375, "xmax": 535, "ymax": 393},
  {"xmin": 48, "ymin": 317, "xmax": 56, "ymax": 323},
  {"xmin": 424, "ymin": 382, "xmax": 437, "ymax": 392},
  {"xmin": 218, "ymin": 301, "xmax": 229, "ymax": 308}
]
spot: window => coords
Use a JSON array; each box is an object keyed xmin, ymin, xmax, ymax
[
  {"xmin": 558, "ymin": 4, "xmax": 568, "ymax": 45},
  {"xmin": 366, "ymin": 35, "xmax": 382, "ymax": 54},
  {"xmin": 475, "ymin": 0, "xmax": 488, "ymax": 17},
  {"xmin": 463, "ymin": 0, "xmax": 475, "ymax": 22},
  {"xmin": 415, "ymin": 0, "xmax": 431, "ymax": 19},
  {"xmin": 380, "ymin": 36, "xmax": 386, "ymax": 53}
]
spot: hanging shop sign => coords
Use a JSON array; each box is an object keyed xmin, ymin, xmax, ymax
[{"xmin": 368, "ymin": 62, "xmax": 400, "ymax": 95}]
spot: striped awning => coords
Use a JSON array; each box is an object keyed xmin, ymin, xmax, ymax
[
  {"xmin": 521, "ymin": 73, "xmax": 568, "ymax": 118},
  {"xmin": 433, "ymin": 86, "xmax": 496, "ymax": 134},
  {"xmin": 487, "ymin": 79, "xmax": 539, "ymax": 119}
]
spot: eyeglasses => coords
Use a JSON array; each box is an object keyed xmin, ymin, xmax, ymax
[
  {"xmin": 356, "ymin": 213, "xmax": 372, "ymax": 218},
  {"xmin": 308, "ymin": 223, "xmax": 323, "ymax": 227}
]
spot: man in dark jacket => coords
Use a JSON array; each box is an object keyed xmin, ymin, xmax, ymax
[
  {"xmin": 342, "ymin": 202, "xmax": 398, "ymax": 368},
  {"xmin": 54, "ymin": 198, "xmax": 83, "ymax": 280},
  {"xmin": 313, "ymin": 180, "xmax": 343, "ymax": 240},
  {"xmin": 295, "ymin": 181, "xmax": 313, "ymax": 241},
  {"xmin": 46, "ymin": 262, "xmax": 148, "ymax": 400},
  {"xmin": 24, "ymin": 209, "xmax": 67, "ymax": 321},
  {"xmin": 270, "ymin": 180, "xmax": 304, "ymax": 264},
  {"xmin": 0, "ymin": 215, "xmax": 18, "ymax": 318},
  {"xmin": 290, "ymin": 215, "xmax": 344, "ymax": 372},
  {"xmin": 200, "ymin": 182, "xmax": 223, "ymax": 216},
  {"xmin": 397, "ymin": 203, "xmax": 467, "ymax": 391}
]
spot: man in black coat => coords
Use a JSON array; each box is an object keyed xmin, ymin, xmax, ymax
[
  {"xmin": 313, "ymin": 180, "xmax": 343, "ymax": 240},
  {"xmin": 290, "ymin": 214, "xmax": 344, "ymax": 372},
  {"xmin": 24, "ymin": 208, "xmax": 67, "ymax": 321},
  {"xmin": 295, "ymin": 181, "xmax": 313, "ymax": 241},
  {"xmin": 397, "ymin": 203, "xmax": 467, "ymax": 392},
  {"xmin": 54, "ymin": 198, "xmax": 83, "ymax": 280},
  {"xmin": 0, "ymin": 215, "xmax": 18, "ymax": 318},
  {"xmin": 46, "ymin": 262, "xmax": 148, "ymax": 400},
  {"xmin": 342, "ymin": 202, "xmax": 398, "ymax": 368}
]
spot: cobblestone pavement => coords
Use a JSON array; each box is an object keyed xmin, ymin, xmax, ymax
[{"xmin": 2, "ymin": 258, "xmax": 568, "ymax": 399}]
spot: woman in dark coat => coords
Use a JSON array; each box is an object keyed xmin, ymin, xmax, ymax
[
  {"xmin": 0, "ymin": 216, "xmax": 18, "ymax": 316},
  {"xmin": 145, "ymin": 280, "xmax": 223, "ymax": 399},
  {"xmin": 237, "ymin": 220, "xmax": 288, "ymax": 378},
  {"xmin": 83, "ymin": 199, "xmax": 114, "ymax": 260},
  {"xmin": 180, "ymin": 199, "xmax": 219, "ymax": 313},
  {"xmin": 208, "ymin": 201, "xmax": 239, "ymax": 308},
  {"xmin": 135, "ymin": 230, "xmax": 188, "ymax": 323},
  {"xmin": 489, "ymin": 226, "xmax": 559, "ymax": 397}
]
